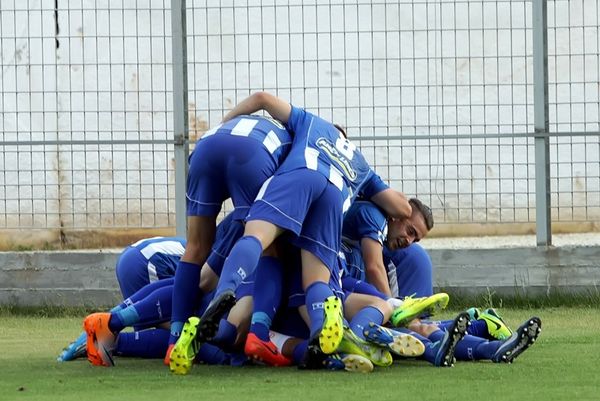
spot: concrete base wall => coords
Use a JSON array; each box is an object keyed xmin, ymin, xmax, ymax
[{"xmin": 1, "ymin": 246, "xmax": 600, "ymax": 307}]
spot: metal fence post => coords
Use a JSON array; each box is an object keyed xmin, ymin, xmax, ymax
[
  {"xmin": 171, "ymin": 0, "xmax": 189, "ymax": 238},
  {"xmin": 533, "ymin": 0, "xmax": 551, "ymax": 246}
]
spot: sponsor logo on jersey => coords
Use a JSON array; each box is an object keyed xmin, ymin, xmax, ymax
[
  {"xmin": 316, "ymin": 137, "xmax": 358, "ymax": 181},
  {"xmin": 237, "ymin": 267, "xmax": 247, "ymax": 279}
]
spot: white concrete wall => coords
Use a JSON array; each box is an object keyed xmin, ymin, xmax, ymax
[{"xmin": 1, "ymin": 1, "xmax": 599, "ymax": 231}]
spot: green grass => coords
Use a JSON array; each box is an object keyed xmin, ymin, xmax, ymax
[{"xmin": 0, "ymin": 308, "xmax": 598, "ymax": 401}]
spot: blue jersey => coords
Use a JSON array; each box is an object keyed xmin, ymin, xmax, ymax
[
  {"xmin": 342, "ymin": 200, "xmax": 388, "ymax": 247},
  {"xmin": 130, "ymin": 236, "xmax": 187, "ymax": 280},
  {"xmin": 201, "ymin": 114, "xmax": 292, "ymax": 166},
  {"xmin": 341, "ymin": 201, "xmax": 387, "ymax": 281},
  {"xmin": 281, "ymin": 106, "xmax": 388, "ymax": 212}
]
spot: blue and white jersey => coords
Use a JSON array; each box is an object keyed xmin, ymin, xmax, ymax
[
  {"xmin": 201, "ymin": 115, "xmax": 292, "ymax": 166},
  {"xmin": 342, "ymin": 200, "xmax": 388, "ymax": 247},
  {"xmin": 341, "ymin": 201, "xmax": 388, "ymax": 281},
  {"xmin": 281, "ymin": 106, "xmax": 388, "ymax": 212},
  {"xmin": 130, "ymin": 236, "xmax": 187, "ymax": 281}
]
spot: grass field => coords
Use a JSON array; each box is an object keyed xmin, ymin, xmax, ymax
[{"xmin": 1, "ymin": 308, "xmax": 598, "ymax": 401}]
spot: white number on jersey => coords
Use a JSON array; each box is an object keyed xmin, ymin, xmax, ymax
[{"xmin": 335, "ymin": 134, "xmax": 356, "ymax": 161}]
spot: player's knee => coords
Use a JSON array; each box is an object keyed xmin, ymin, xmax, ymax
[{"xmin": 373, "ymin": 298, "xmax": 393, "ymax": 320}]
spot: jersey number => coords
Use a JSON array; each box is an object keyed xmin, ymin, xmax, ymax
[{"xmin": 335, "ymin": 135, "xmax": 356, "ymax": 160}]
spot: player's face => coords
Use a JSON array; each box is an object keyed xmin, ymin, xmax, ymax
[{"xmin": 386, "ymin": 209, "xmax": 429, "ymax": 251}]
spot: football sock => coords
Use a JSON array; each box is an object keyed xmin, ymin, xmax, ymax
[
  {"xmin": 250, "ymin": 256, "xmax": 284, "ymax": 341},
  {"xmin": 117, "ymin": 278, "xmax": 174, "ymax": 310},
  {"xmin": 427, "ymin": 329, "xmax": 445, "ymax": 343},
  {"xmin": 170, "ymin": 261, "xmax": 202, "ymax": 340},
  {"xmin": 305, "ymin": 281, "xmax": 335, "ymax": 339},
  {"xmin": 350, "ymin": 306, "xmax": 384, "ymax": 340},
  {"xmin": 109, "ymin": 285, "xmax": 173, "ymax": 333},
  {"xmin": 292, "ymin": 340, "xmax": 309, "ymax": 365},
  {"xmin": 437, "ymin": 318, "xmax": 488, "ymax": 339},
  {"xmin": 394, "ymin": 328, "xmax": 436, "ymax": 364},
  {"xmin": 453, "ymin": 334, "xmax": 498, "ymax": 360},
  {"xmin": 216, "ymin": 236, "xmax": 263, "ymax": 294},
  {"xmin": 196, "ymin": 343, "xmax": 230, "ymax": 365},
  {"xmin": 212, "ymin": 319, "xmax": 237, "ymax": 350},
  {"xmin": 341, "ymin": 277, "xmax": 387, "ymax": 300},
  {"xmin": 114, "ymin": 328, "xmax": 170, "ymax": 359},
  {"xmin": 250, "ymin": 312, "xmax": 272, "ymax": 342}
]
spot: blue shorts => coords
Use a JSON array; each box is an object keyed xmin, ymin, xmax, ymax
[
  {"xmin": 186, "ymin": 134, "xmax": 277, "ymax": 221},
  {"xmin": 206, "ymin": 217, "xmax": 245, "ymax": 276},
  {"xmin": 388, "ymin": 244, "xmax": 433, "ymax": 298},
  {"xmin": 115, "ymin": 247, "xmax": 154, "ymax": 299},
  {"xmin": 247, "ymin": 169, "xmax": 343, "ymax": 273}
]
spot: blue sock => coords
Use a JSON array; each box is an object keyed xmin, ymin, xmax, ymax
[
  {"xmin": 349, "ymin": 306, "xmax": 384, "ymax": 340},
  {"xmin": 341, "ymin": 277, "xmax": 387, "ymax": 300},
  {"xmin": 110, "ymin": 285, "xmax": 173, "ymax": 333},
  {"xmin": 437, "ymin": 318, "xmax": 489, "ymax": 339},
  {"xmin": 250, "ymin": 256, "xmax": 284, "ymax": 341},
  {"xmin": 251, "ymin": 312, "xmax": 272, "ymax": 342},
  {"xmin": 305, "ymin": 281, "xmax": 334, "ymax": 339},
  {"xmin": 169, "ymin": 323, "xmax": 184, "ymax": 345},
  {"xmin": 467, "ymin": 320, "xmax": 490, "ymax": 338},
  {"xmin": 453, "ymin": 334, "xmax": 499, "ymax": 361},
  {"xmin": 395, "ymin": 328, "xmax": 436, "ymax": 364},
  {"xmin": 212, "ymin": 319, "xmax": 237, "ymax": 350},
  {"xmin": 114, "ymin": 328, "xmax": 170, "ymax": 358},
  {"xmin": 109, "ymin": 306, "xmax": 140, "ymax": 333},
  {"xmin": 196, "ymin": 343, "xmax": 230, "ymax": 365},
  {"xmin": 292, "ymin": 340, "xmax": 308, "ymax": 365},
  {"xmin": 428, "ymin": 329, "xmax": 445, "ymax": 343},
  {"xmin": 171, "ymin": 261, "xmax": 202, "ymax": 339},
  {"xmin": 117, "ymin": 278, "xmax": 174, "ymax": 310},
  {"xmin": 216, "ymin": 236, "xmax": 263, "ymax": 294}
]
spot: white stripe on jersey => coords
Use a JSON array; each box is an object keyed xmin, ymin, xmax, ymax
[
  {"xmin": 140, "ymin": 241, "xmax": 186, "ymax": 259},
  {"xmin": 305, "ymin": 147, "xmax": 319, "ymax": 170},
  {"xmin": 202, "ymin": 124, "xmax": 222, "ymax": 139},
  {"xmin": 328, "ymin": 166, "xmax": 344, "ymax": 191},
  {"xmin": 147, "ymin": 262, "xmax": 159, "ymax": 282},
  {"xmin": 342, "ymin": 195, "xmax": 352, "ymax": 213},
  {"xmin": 231, "ymin": 118, "xmax": 259, "ymax": 136},
  {"xmin": 263, "ymin": 130, "xmax": 282, "ymax": 154}
]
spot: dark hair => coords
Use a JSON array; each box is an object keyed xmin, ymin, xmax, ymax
[
  {"xmin": 333, "ymin": 123, "xmax": 347, "ymax": 138},
  {"xmin": 409, "ymin": 198, "xmax": 434, "ymax": 230}
]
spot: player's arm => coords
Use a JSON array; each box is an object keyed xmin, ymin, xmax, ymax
[
  {"xmin": 370, "ymin": 188, "xmax": 412, "ymax": 220},
  {"xmin": 361, "ymin": 237, "xmax": 392, "ymax": 296},
  {"xmin": 222, "ymin": 92, "xmax": 292, "ymax": 124}
]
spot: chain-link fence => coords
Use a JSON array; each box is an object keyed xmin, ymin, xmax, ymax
[{"xmin": 1, "ymin": 0, "xmax": 599, "ymax": 246}]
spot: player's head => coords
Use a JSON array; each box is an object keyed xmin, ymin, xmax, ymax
[
  {"xmin": 386, "ymin": 198, "xmax": 433, "ymax": 250},
  {"xmin": 333, "ymin": 123, "xmax": 347, "ymax": 138}
]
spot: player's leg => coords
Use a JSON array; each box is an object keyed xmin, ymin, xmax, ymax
[
  {"xmin": 388, "ymin": 243, "xmax": 433, "ymax": 298},
  {"xmin": 84, "ymin": 283, "xmax": 175, "ymax": 366},
  {"xmin": 170, "ymin": 138, "xmax": 228, "ymax": 346},
  {"xmin": 198, "ymin": 170, "xmax": 322, "ymax": 341},
  {"xmin": 244, "ymin": 256, "xmax": 293, "ymax": 366},
  {"xmin": 400, "ymin": 312, "xmax": 470, "ymax": 367},
  {"xmin": 198, "ymin": 219, "xmax": 283, "ymax": 342}
]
